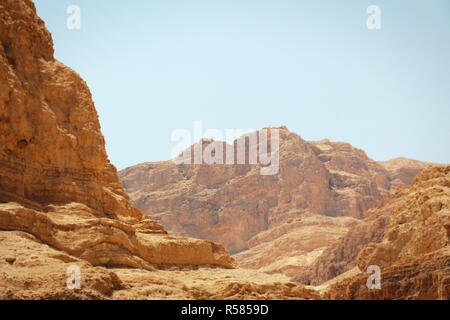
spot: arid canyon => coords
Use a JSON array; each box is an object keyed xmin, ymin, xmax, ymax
[{"xmin": 0, "ymin": 0, "xmax": 449, "ymax": 300}]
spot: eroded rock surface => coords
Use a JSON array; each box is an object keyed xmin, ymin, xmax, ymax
[
  {"xmin": 0, "ymin": 0, "xmax": 232, "ymax": 270},
  {"xmin": 120, "ymin": 129, "xmax": 432, "ymax": 276},
  {"xmin": 234, "ymin": 214, "xmax": 358, "ymax": 276},
  {"xmin": 379, "ymin": 157, "xmax": 435, "ymax": 189},
  {"xmin": 0, "ymin": 0, "xmax": 140, "ymax": 219},
  {"xmin": 292, "ymin": 188, "xmax": 406, "ymax": 285},
  {"xmin": 323, "ymin": 165, "xmax": 450, "ymax": 299},
  {"xmin": 0, "ymin": 0, "xmax": 318, "ymax": 300},
  {"xmin": 1, "ymin": 0, "xmax": 446, "ymax": 300}
]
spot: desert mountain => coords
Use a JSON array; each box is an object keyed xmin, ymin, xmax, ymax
[
  {"xmin": 119, "ymin": 128, "xmax": 432, "ymax": 277},
  {"xmin": 293, "ymin": 187, "xmax": 406, "ymax": 285},
  {"xmin": 0, "ymin": 0, "xmax": 318, "ymax": 299},
  {"xmin": 322, "ymin": 165, "xmax": 449, "ymax": 299},
  {"xmin": 1, "ymin": 0, "xmax": 447, "ymax": 301},
  {"xmin": 0, "ymin": 0, "xmax": 232, "ymax": 269},
  {"xmin": 379, "ymin": 157, "xmax": 436, "ymax": 188}
]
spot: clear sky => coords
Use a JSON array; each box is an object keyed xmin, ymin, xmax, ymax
[{"xmin": 34, "ymin": 0, "xmax": 450, "ymax": 170}]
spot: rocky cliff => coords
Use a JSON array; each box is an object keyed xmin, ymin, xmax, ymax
[
  {"xmin": 379, "ymin": 157, "xmax": 435, "ymax": 189},
  {"xmin": 0, "ymin": 0, "xmax": 140, "ymax": 219},
  {"xmin": 323, "ymin": 165, "xmax": 449, "ymax": 299},
  {"xmin": 0, "ymin": 0, "xmax": 234, "ymax": 269},
  {"xmin": 293, "ymin": 187, "xmax": 405, "ymax": 285},
  {"xmin": 120, "ymin": 128, "xmax": 432, "ymax": 276},
  {"xmin": 0, "ymin": 0, "xmax": 321, "ymax": 299}
]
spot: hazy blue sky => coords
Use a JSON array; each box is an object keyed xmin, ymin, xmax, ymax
[{"xmin": 35, "ymin": 0, "xmax": 450, "ymax": 170}]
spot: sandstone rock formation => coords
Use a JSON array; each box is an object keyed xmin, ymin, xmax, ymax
[
  {"xmin": 0, "ymin": 227, "xmax": 321, "ymax": 300},
  {"xmin": 1, "ymin": 0, "xmax": 446, "ymax": 301},
  {"xmin": 234, "ymin": 214, "xmax": 358, "ymax": 276},
  {"xmin": 292, "ymin": 187, "xmax": 406, "ymax": 285},
  {"xmin": 323, "ymin": 165, "xmax": 450, "ymax": 299},
  {"xmin": 0, "ymin": 0, "xmax": 233, "ymax": 270},
  {"xmin": 0, "ymin": 230, "xmax": 123, "ymax": 299},
  {"xmin": 0, "ymin": 0, "xmax": 318, "ymax": 300},
  {"xmin": 0, "ymin": 0, "xmax": 139, "ymax": 219},
  {"xmin": 379, "ymin": 157, "xmax": 434, "ymax": 189},
  {"xmin": 111, "ymin": 267, "xmax": 320, "ymax": 300},
  {"xmin": 356, "ymin": 165, "xmax": 449, "ymax": 274},
  {"xmin": 0, "ymin": 202, "xmax": 234, "ymax": 269},
  {"xmin": 120, "ymin": 128, "xmax": 433, "ymax": 277}
]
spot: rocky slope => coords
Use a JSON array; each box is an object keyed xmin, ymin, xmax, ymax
[
  {"xmin": 322, "ymin": 165, "xmax": 450, "ymax": 299},
  {"xmin": 0, "ymin": 0, "xmax": 233, "ymax": 270},
  {"xmin": 120, "ymin": 129, "xmax": 432, "ymax": 276},
  {"xmin": 379, "ymin": 157, "xmax": 435, "ymax": 189},
  {"xmin": 233, "ymin": 214, "xmax": 358, "ymax": 276},
  {"xmin": 0, "ymin": 0, "xmax": 320, "ymax": 300},
  {"xmin": 0, "ymin": 228, "xmax": 320, "ymax": 300},
  {"xmin": 1, "ymin": 0, "xmax": 446, "ymax": 300},
  {"xmin": 292, "ymin": 187, "xmax": 406, "ymax": 285},
  {"xmin": 0, "ymin": 0, "xmax": 139, "ymax": 219}
]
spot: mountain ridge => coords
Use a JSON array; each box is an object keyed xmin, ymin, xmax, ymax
[
  {"xmin": 119, "ymin": 127, "xmax": 435, "ymax": 277},
  {"xmin": 0, "ymin": 0, "xmax": 318, "ymax": 299}
]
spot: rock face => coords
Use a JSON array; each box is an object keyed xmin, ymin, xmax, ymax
[
  {"xmin": 0, "ymin": 0, "xmax": 233, "ymax": 270},
  {"xmin": 0, "ymin": 231, "xmax": 123, "ymax": 299},
  {"xmin": 1, "ymin": 0, "xmax": 446, "ymax": 300},
  {"xmin": 0, "ymin": 228, "xmax": 321, "ymax": 300},
  {"xmin": 356, "ymin": 165, "xmax": 450, "ymax": 273},
  {"xmin": 234, "ymin": 214, "xmax": 358, "ymax": 276},
  {"xmin": 0, "ymin": 0, "xmax": 139, "ymax": 219},
  {"xmin": 324, "ymin": 165, "xmax": 450, "ymax": 299},
  {"xmin": 0, "ymin": 202, "xmax": 233, "ymax": 269},
  {"xmin": 0, "ymin": 0, "xmax": 319, "ymax": 300},
  {"xmin": 0, "ymin": 226, "xmax": 323, "ymax": 300},
  {"xmin": 292, "ymin": 188, "xmax": 406, "ymax": 285},
  {"xmin": 120, "ymin": 129, "xmax": 432, "ymax": 276},
  {"xmin": 121, "ymin": 131, "xmax": 389, "ymax": 251},
  {"xmin": 379, "ymin": 157, "xmax": 435, "ymax": 189}
]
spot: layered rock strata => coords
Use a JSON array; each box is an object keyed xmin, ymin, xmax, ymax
[{"xmin": 323, "ymin": 165, "xmax": 450, "ymax": 299}]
